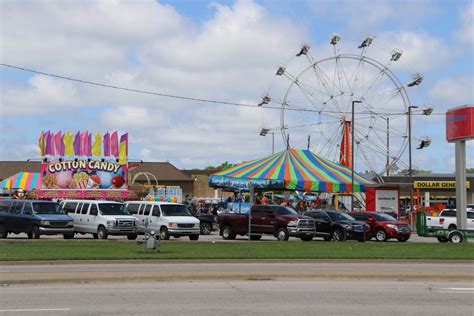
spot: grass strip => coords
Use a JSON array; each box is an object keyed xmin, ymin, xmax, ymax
[{"xmin": 0, "ymin": 240, "xmax": 473, "ymax": 261}]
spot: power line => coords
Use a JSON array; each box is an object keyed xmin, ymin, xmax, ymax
[{"xmin": 0, "ymin": 63, "xmax": 445, "ymax": 116}]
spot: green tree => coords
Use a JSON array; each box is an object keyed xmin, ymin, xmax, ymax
[
  {"xmin": 467, "ymin": 168, "xmax": 474, "ymax": 173},
  {"xmin": 397, "ymin": 169, "xmax": 432, "ymax": 175},
  {"xmin": 204, "ymin": 161, "xmax": 236, "ymax": 171}
]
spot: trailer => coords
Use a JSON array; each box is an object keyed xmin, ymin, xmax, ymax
[{"xmin": 416, "ymin": 212, "xmax": 474, "ymax": 243}]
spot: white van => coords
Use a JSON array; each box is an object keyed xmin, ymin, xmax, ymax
[
  {"xmin": 61, "ymin": 200, "xmax": 137, "ymax": 240},
  {"xmin": 124, "ymin": 201, "xmax": 200, "ymax": 240}
]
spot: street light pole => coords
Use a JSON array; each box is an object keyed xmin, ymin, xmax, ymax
[
  {"xmin": 271, "ymin": 132, "xmax": 275, "ymax": 155},
  {"xmin": 351, "ymin": 100, "xmax": 362, "ymax": 212},
  {"xmin": 408, "ymin": 105, "xmax": 418, "ymax": 225},
  {"xmin": 386, "ymin": 117, "xmax": 390, "ymax": 177}
]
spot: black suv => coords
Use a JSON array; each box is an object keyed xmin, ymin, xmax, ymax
[
  {"xmin": 303, "ymin": 210, "xmax": 369, "ymax": 242},
  {"xmin": 194, "ymin": 213, "xmax": 216, "ymax": 235}
]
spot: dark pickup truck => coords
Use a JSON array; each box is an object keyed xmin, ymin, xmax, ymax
[{"xmin": 217, "ymin": 205, "xmax": 316, "ymax": 241}]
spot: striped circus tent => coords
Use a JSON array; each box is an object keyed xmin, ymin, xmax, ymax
[
  {"xmin": 0, "ymin": 172, "xmax": 41, "ymax": 191},
  {"xmin": 209, "ymin": 148, "xmax": 372, "ymax": 193}
]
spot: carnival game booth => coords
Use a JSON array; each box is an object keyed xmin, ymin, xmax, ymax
[
  {"xmin": 1, "ymin": 130, "xmax": 138, "ymax": 200},
  {"xmin": 209, "ymin": 148, "xmax": 371, "ymax": 197},
  {"xmin": 0, "ymin": 172, "xmax": 42, "ymax": 197}
]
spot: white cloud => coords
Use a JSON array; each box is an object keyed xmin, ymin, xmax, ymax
[
  {"xmin": 308, "ymin": 0, "xmax": 439, "ymax": 31},
  {"xmin": 0, "ymin": 75, "xmax": 82, "ymax": 115},
  {"xmin": 455, "ymin": 2, "xmax": 474, "ymax": 46},
  {"xmin": 429, "ymin": 75, "xmax": 474, "ymax": 109}
]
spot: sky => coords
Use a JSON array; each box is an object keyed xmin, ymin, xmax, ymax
[{"xmin": 0, "ymin": 0, "xmax": 473, "ymax": 174}]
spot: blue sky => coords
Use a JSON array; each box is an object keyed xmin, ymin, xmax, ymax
[{"xmin": 0, "ymin": 0, "xmax": 473, "ymax": 174}]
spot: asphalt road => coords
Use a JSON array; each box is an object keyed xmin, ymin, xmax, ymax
[
  {"xmin": 1, "ymin": 261, "xmax": 473, "ymax": 284},
  {"xmin": 1, "ymin": 280, "xmax": 473, "ymax": 315}
]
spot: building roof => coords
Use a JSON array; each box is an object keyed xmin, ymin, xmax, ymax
[
  {"xmin": 0, "ymin": 161, "xmax": 41, "ymax": 179},
  {"xmin": 131, "ymin": 162, "xmax": 193, "ymax": 182}
]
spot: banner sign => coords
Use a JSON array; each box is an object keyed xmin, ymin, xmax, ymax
[
  {"xmin": 446, "ymin": 106, "xmax": 474, "ymax": 142},
  {"xmin": 41, "ymin": 159, "xmax": 128, "ymax": 190},
  {"xmin": 375, "ymin": 189, "xmax": 399, "ymax": 214},
  {"xmin": 414, "ymin": 181, "xmax": 470, "ymax": 189},
  {"xmin": 36, "ymin": 189, "xmax": 133, "ymax": 199},
  {"xmin": 209, "ymin": 175, "xmax": 285, "ymax": 190}
]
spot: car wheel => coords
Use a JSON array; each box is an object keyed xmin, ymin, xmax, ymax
[
  {"xmin": 92, "ymin": 233, "xmax": 99, "ymax": 239},
  {"xmin": 250, "ymin": 234, "xmax": 262, "ymax": 241},
  {"xmin": 127, "ymin": 234, "xmax": 138, "ymax": 240},
  {"xmin": 300, "ymin": 235, "xmax": 313, "ymax": 241},
  {"xmin": 63, "ymin": 234, "xmax": 74, "ymax": 239},
  {"xmin": 437, "ymin": 237, "xmax": 448, "ymax": 243},
  {"xmin": 397, "ymin": 237, "xmax": 409, "ymax": 242},
  {"xmin": 332, "ymin": 228, "xmax": 346, "ymax": 242},
  {"xmin": 200, "ymin": 222, "xmax": 212, "ymax": 235},
  {"xmin": 159, "ymin": 227, "xmax": 170, "ymax": 240},
  {"xmin": 276, "ymin": 228, "xmax": 289, "ymax": 241},
  {"xmin": 375, "ymin": 229, "xmax": 387, "ymax": 242},
  {"xmin": 0, "ymin": 225, "xmax": 7, "ymax": 239},
  {"xmin": 221, "ymin": 225, "xmax": 236, "ymax": 240},
  {"xmin": 189, "ymin": 234, "xmax": 199, "ymax": 241},
  {"xmin": 29, "ymin": 226, "xmax": 40, "ymax": 239},
  {"xmin": 448, "ymin": 224, "xmax": 457, "ymax": 231},
  {"xmin": 97, "ymin": 226, "xmax": 108, "ymax": 240},
  {"xmin": 448, "ymin": 231, "xmax": 463, "ymax": 243}
]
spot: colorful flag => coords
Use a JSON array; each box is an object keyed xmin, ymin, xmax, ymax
[
  {"xmin": 45, "ymin": 131, "xmax": 54, "ymax": 156},
  {"xmin": 80, "ymin": 131, "xmax": 88, "ymax": 156},
  {"xmin": 73, "ymin": 131, "xmax": 81, "ymax": 156},
  {"xmin": 64, "ymin": 131, "xmax": 74, "ymax": 156},
  {"xmin": 54, "ymin": 131, "xmax": 63, "ymax": 156},
  {"xmin": 118, "ymin": 133, "xmax": 128, "ymax": 164},
  {"xmin": 103, "ymin": 132, "xmax": 110, "ymax": 157},
  {"xmin": 110, "ymin": 131, "xmax": 118, "ymax": 157},
  {"xmin": 38, "ymin": 131, "xmax": 45, "ymax": 156},
  {"xmin": 87, "ymin": 132, "xmax": 92, "ymax": 156},
  {"xmin": 118, "ymin": 141, "xmax": 127, "ymax": 165},
  {"xmin": 120, "ymin": 133, "xmax": 128, "ymax": 154},
  {"xmin": 92, "ymin": 132, "xmax": 102, "ymax": 157}
]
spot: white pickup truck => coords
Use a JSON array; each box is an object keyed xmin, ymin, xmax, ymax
[{"xmin": 426, "ymin": 209, "xmax": 474, "ymax": 230}]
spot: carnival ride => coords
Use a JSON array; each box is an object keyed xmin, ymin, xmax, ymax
[{"xmin": 259, "ymin": 34, "xmax": 433, "ymax": 178}]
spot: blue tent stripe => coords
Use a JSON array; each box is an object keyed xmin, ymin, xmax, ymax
[
  {"xmin": 31, "ymin": 173, "xmax": 39, "ymax": 190},
  {"xmin": 277, "ymin": 152, "xmax": 288, "ymax": 180},
  {"xmin": 13, "ymin": 173, "xmax": 22, "ymax": 188}
]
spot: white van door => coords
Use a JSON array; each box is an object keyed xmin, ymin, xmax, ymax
[
  {"xmin": 80, "ymin": 202, "xmax": 92, "ymax": 233},
  {"xmin": 74, "ymin": 202, "xmax": 84, "ymax": 232},
  {"xmin": 89, "ymin": 203, "xmax": 100, "ymax": 233},
  {"xmin": 142, "ymin": 204, "xmax": 153, "ymax": 231}
]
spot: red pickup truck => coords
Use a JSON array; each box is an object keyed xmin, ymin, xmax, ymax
[{"xmin": 217, "ymin": 205, "xmax": 316, "ymax": 241}]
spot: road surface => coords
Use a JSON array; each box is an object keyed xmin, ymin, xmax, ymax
[
  {"xmin": 1, "ymin": 280, "xmax": 473, "ymax": 315},
  {"xmin": 1, "ymin": 261, "xmax": 473, "ymax": 284}
]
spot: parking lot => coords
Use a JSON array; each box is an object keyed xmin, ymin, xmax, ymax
[{"xmin": 2, "ymin": 231, "xmax": 442, "ymax": 243}]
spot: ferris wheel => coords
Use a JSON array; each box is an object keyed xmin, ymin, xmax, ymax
[{"xmin": 260, "ymin": 34, "xmax": 433, "ymax": 177}]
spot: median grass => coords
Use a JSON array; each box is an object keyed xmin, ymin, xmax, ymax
[{"xmin": 0, "ymin": 240, "xmax": 473, "ymax": 261}]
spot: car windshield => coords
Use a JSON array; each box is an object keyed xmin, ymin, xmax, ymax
[
  {"xmin": 327, "ymin": 212, "xmax": 355, "ymax": 221},
  {"xmin": 98, "ymin": 203, "xmax": 129, "ymax": 216},
  {"xmin": 161, "ymin": 204, "xmax": 192, "ymax": 216},
  {"xmin": 276, "ymin": 207, "xmax": 298, "ymax": 216},
  {"xmin": 33, "ymin": 203, "xmax": 63, "ymax": 214},
  {"xmin": 227, "ymin": 202, "xmax": 250, "ymax": 214},
  {"xmin": 373, "ymin": 213, "xmax": 396, "ymax": 221}
]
